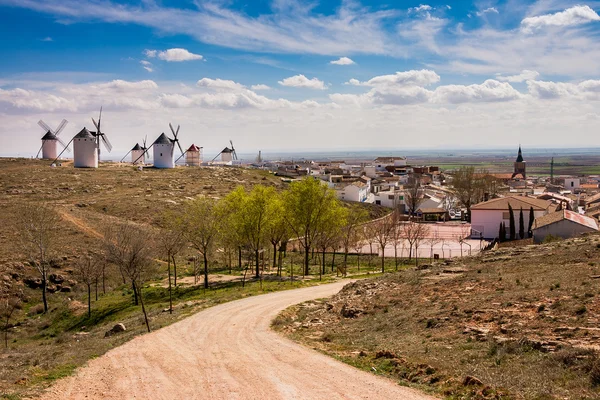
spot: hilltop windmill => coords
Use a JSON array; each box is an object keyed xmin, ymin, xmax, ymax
[
  {"xmin": 121, "ymin": 136, "xmax": 149, "ymax": 165},
  {"xmin": 137, "ymin": 123, "xmax": 183, "ymax": 168},
  {"xmin": 36, "ymin": 119, "xmax": 70, "ymax": 159},
  {"xmin": 90, "ymin": 107, "xmax": 113, "ymax": 161},
  {"xmin": 211, "ymin": 139, "xmax": 238, "ymax": 163}
]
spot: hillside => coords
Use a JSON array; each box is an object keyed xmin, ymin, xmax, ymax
[{"xmin": 274, "ymin": 235, "xmax": 600, "ymax": 399}]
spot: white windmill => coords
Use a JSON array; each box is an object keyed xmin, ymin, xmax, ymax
[
  {"xmin": 73, "ymin": 128, "xmax": 99, "ymax": 168},
  {"xmin": 211, "ymin": 140, "xmax": 238, "ymax": 164},
  {"xmin": 121, "ymin": 136, "xmax": 149, "ymax": 165},
  {"xmin": 145, "ymin": 123, "xmax": 183, "ymax": 169},
  {"xmin": 36, "ymin": 119, "xmax": 70, "ymax": 160}
]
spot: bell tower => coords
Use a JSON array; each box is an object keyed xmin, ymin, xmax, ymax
[{"xmin": 512, "ymin": 145, "xmax": 526, "ymax": 179}]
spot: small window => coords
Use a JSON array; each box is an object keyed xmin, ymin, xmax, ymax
[
  {"xmin": 502, "ymin": 212, "xmax": 510, "ymax": 219},
  {"xmin": 160, "ymin": 153, "xmax": 163, "ymax": 157},
  {"xmin": 375, "ymin": 200, "xmax": 381, "ymax": 205},
  {"xmin": 388, "ymin": 195, "xmax": 394, "ymax": 200},
  {"xmin": 399, "ymin": 196, "xmax": 404, "ymax": 200},
  {"xmin": 571, "ymin": 182, "xmax": 574, "ymax": 187}
]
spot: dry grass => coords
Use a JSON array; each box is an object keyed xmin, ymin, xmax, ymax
[{"xmin": 274, "ymin": 234, "xmax": 600, "ymax": 399}]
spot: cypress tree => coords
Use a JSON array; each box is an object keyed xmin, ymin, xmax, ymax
[
  {"xmin": 519, "ymin": 207, "xmax": 525, "ymax": 239},
  {"xmin": 508, "ymin": 203, "xmax": 516, "ymax": 241},
  {"xmin": 498, "ymin": 222, "xmax": 504, "ymax": 241},
  {"xmin": 528, "ymin": 206, "xmax": 535, "ymax": 238}
]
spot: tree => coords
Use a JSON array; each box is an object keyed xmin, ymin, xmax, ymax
[
  {"xmin": 314, "ymin": 209, "xmax": 346, "ymax": 278},
  {"xmin": 401, "ymin": 222, "xmax": 430, "ymax": 263},
  {"xmin": 404, "ymin": 178, "xmax": 425, "ymax": 217},
  {"xmin": 451, "ymin": 166, "xmax": 478, "ymax": 222},
  {"xmin": 159, "ymin": 212, "xmax": 186, "ymax": 314},
  {"xmin": 528, "ymin": 206, "xmax": 535, "ymax": 238},
  {"xmin": 340, "ymin": 206, "xmax": 368, "ymax": 275},
  {"xmin": 181, "ymin": 197, "xmax": 221, "ymax": 289},
  {"xmin": 372, "ymin": 214, "xmax": 396, "ymax": 273},
  {"xmin": 425, "ymin": 227, "xmax": 442, "ymax": 262},
  {"xmin": 284, "ymin": 178, "xmax": 343, "ymax": 276},
  {"xmin": 104, "ymin": 224, "xmax": 156, "ymax": 332},
  {"xmin": 508, "ymin": 203, "xmax": 516, "ymax": 241},
  {"xmin": 75, "ymin": 253, "xmax": 100, "ymax": 318},
  {"xmin": 519, "ymin": 207, "xmax": 525, "ymax": 240},
  {"xmin": 17, "ymin": 203, "xmax": 60, "ymax": 313},
  {"xmin": 265, "ymin": 195, "xmax": 289, "ymax": 273},
  {"xmin": 1, "ymin": 289, "xmax": 21, "ymax": 348},
  {"xmin": 498, "ymin": 222, "xmax": 504, "ymax": 242}
]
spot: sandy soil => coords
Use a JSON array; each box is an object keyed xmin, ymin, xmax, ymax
[{"xmin": 42, "ymin": 281, "xmax": 436, "ymax": 400}]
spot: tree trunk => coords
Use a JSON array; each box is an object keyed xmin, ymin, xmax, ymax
[
  {"xmin": 203, "ymin": 252, "xmax": 209, "ymax": 289},
  {"xmin": 357, "ymin": 253, "xmax": 360, "ymax": 271},
  {"xmin": 42, "ymin": 271, "xmax": 48, "ymax": 313},
  {"xmin": 95, "ymin": 277, "xmax": 98, "ymax": 301},
  {"xmin": 173, "ymin": 255, "xmax": 177, "ymax": 287},
  {"xmin": 343, "ymin": 252, "xmax": 348, "ymax": 277},
  {"xmin": 137, "ymin": 284, "xmax": 151, "ymax": 333},
  {"xmin": 87, "ymin": 284, "xmax": 91, "ymax": 318},
  {"xmin": 273, "ymin": 243, "xmax": 278, "ymax": 269},
  {"xmin": 238, "ymin": 247, "xmax": 242, "ymax": 270},
  {"xmin": 168, "ymin": 256, "xmax": 173, "ymax": 314},
  {"xmin": 394, "ymin": 244, "xmax": 398, "ymax": 271},
  {"xmin": 331, "ymin": 251, "xmax": 336, "ymax": 272},
  {"xmin": 255, "ymin": 249, "xmax": 260, "ymax": 279},
  {"xmin": 132, "ymin": 281, "xmax": 139, "ymax": 306},
  {"xmin": 304, "ymin": 244, "xmax": 310, "ymax": 276},
  {"xmin": 102, "ymin": 264, "xmax": 106, "ymax": 294},
  {"xmin": 381, "ymin": 244, "xmax": 385, "ymax": 273}
]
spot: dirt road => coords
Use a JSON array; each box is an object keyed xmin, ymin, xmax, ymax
[{"xmin": 43, "ymin": 281, "xmax": 436, "ymax": 400}]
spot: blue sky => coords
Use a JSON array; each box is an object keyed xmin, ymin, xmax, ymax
[{"xmin": 1, "ymin": 0, "xmax": 600, "ymax": 157}]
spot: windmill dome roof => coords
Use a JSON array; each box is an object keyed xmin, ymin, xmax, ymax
[
  {"xmin": 222, "ymin": 147, "xmax": 233, "ymax": 153},
  {"xmin": 187, "ymin": 144, "xmax": 200, "ymax": 152},
  {"xmin": 153, "ymin": 132, "xmax": 173, "ymax": 145},
  {"xmin": 41, "ymin": 131, "xmax": 58, "ymax": 141},
  {"xmin": 74, "ymin": 127, "xmax": 94, "ymax": 139},
  {"xmin": 131, "ymin": 143, "xmax": 142, "ymax": 151}
]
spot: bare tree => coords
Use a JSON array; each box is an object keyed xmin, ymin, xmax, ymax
[
  {"xmin": 372, "ymin": 214, "xmax": 396, "ymax": 273},
  {"xmin": 455, "ymin": 225, "xmax": 472, "ymax": 257},
  {"xmin": 401, "ymin": 222, "xmax": 430, "ymax": 264},
  {"xmin": 412, "ymin": 223, "xmax": 430, "ymax": 266},
  {"xmin": 340, "ymin": 207, "xmax": 368, "ymax": 276},
  {"xmin": 17, "ymin": 203, "xmax": 60, "ymax": 313},
  {"xmin": 1, "ymin": 289, "xmax": 21, "ymax": 348},
  {"xmin": 404, "ymin": 177, "xmax": 425, "ymax": 217},
  {"xmin": 159, "ymin": 214, "xmax": 186, "ymax": 314},
  {"xmin": 104, "ymin": 224, "xmax": 156, "ymax": 333},
  {"xmin": 74, "ymin": 253, "xmax": 100, "ymax": 318},
  {"xmin": 425, "ymin": 228, "xmax": 442, "ymax": 262}
]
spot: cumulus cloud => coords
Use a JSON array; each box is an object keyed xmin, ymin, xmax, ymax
[
  {"xmin": 346, "ymin": 70, "xmax": 440, "ymax": 88},
  {"xmin": 521, "ymin": 5, "xmax": 600, "ymax": 33},
  {"xmin": 409, "ymin": 4, "xmax": 432, "ymax": 13},
  {"xmin": 476, "ymin": 7, "xmax": 499, "ymax": 17},
  {"xmin": 432, "ymin": 80, "xmax": 522, "ymax": 103},
  {"xmin": 93, "ymin": 80, "xmax": 158, "ymax": 92},
  {"xmin": 197, "ymin": 78, "xmax": 246, "ymax": 91},
  {"xmin": 527, "ymin": 79, "xmax": 600, "ymax": 99},
  {"xmin": 251, "ymin": 84, "xmax": 271, "ymax": 90},
  {"xmin": 145, "ymin": 48, "xmax": 203, "ymax": 62},
  {"xmin": 278, "ymin": 75, "xmax": 327, "ymax": 90},
  {"xmin": 330, "ymin": 57, "xmax": 355, "ymax": 65},
  {"xmin": 0, "ymin": 88, "xmax": 77, "ymax": 112},
  {"xmin": 496, "ymin": 70, "xmax": 540, "ymax": 83}
]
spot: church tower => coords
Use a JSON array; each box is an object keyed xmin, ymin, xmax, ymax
[{"xmin": 512, "ymin": 145, "xmax": 526, "ymax": 179}]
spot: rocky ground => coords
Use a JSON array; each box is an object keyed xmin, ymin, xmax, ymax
[{"xmin": 274, "ymin": 234, "xmax": 600, "ymax": 399}]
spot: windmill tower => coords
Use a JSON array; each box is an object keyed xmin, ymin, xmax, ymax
[
  {"xmin": 121, "ymin": 136, "xmax": 149, "ymax": 165},
  {"xmin": 185, "ymin": 144, "xmax": 202, "ymax": 166},
  {"xmin": 73, "ymin": 128, "xmax": 99, "ymax": 168},
  {"xmin": 152, "ymin": 123, "xmax": 183, "ymax": 169},
  {"xmin": 212, "ymin": 140, "xmax": 238, "ymax": 164},
  {"xmin": 90, "ymin": 107, "xmax": 113, "ymax": 162},
  {"xmin": 37, "ymin": 119, "xmax": 69, "ymax": 159}
]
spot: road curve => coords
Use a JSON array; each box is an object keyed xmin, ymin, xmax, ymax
[{"xmin": 43, "ymin": 281, "xmax": 436, "ymax": 400}]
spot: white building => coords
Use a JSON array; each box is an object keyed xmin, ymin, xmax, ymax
[
  {"xmin": 221, "ymin": 147, "xmax": 234, "ymax": 163},
  {"xmin": 186, "ymin": 144, "xmax": 202, "ymax": 166},
  {"xmin": 153, "ymin": 133, "xmax": 174, "ymax": 169},
  {"xmin": 373, "ymin": 190, "xmax": 405, "ymax": 209},
  {"xmin": 336, "ymin": 181, "xmax": 369, "ymax": 203},
  {"xmin": 533, "ymin": 209, "xmax": 598, "ymax": 243},
  {"xmin": 131, "ymin": 143, "xmax": 145, "ymax": 165},
  {"xmin": 564, "ymin": 178, "xmax": 581, "ymax": 190},
  {"xmin": 470, "ymin": 196, "xmax": 554, "ymax": 239},
  {"xmin": 73, "ymin": 128, "xmax": 98, "ymax": 168},
  {"xmin": 419, "ymin": 193, "xmax": 444, "ymax": 210},
  {"xmin": 41, "ymin": 132, "xmax": 58, "ymax": 160}
]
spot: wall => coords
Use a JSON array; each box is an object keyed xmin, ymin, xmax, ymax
[
  {"xmin": 41, "ymin": 140, "xmax": 57, "ymax": 160},
  {"xmin": 533, "ymin": 220, "xmax": 596, "ymax": 243},
  {"xmin": 471, "ymin": 208, "xmax": 545, "ymax": 239},
  {"xmin": 154, "ymin": 143, "xmax": 174, "ymax": 168},
  {"xmin": 73, "ymin": 137, "xmax": 98, "ymax": 168}
]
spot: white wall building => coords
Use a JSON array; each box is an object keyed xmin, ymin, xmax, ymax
[
  {"xmin": 131, "ymin": 143, "xmax": 145, "ymax": 165},
  {"xmin": 221, "ymin": 147, "xmax": 233, "ymax": 163},
  {"xmin": 153, "ymin": 133, "xmax": 174, "ymax": 169},
  {"xmin": 336, "ymin": 181, "xmax": 369, "ymax": 203},
  {"xmin": 73, "ymin": 128, "xmax": 98, "ymax": 168},
  {"xmin": 41, "ymin": 132, "xmax": 58, "ymax": 160},
  {"xmin": 533, "ymin": 209, "xmax": 598, "ymax": 243},
  {"xmin": 373, "ymin": 190, "xmax": 405, "ymax": 209},
  {"xmin": 470, "ymin": 196, "xmax": 554, "ymax": 239},
  {"xmin": 564, "ymin": 178, "xmax": 581, "ymax": 190}
]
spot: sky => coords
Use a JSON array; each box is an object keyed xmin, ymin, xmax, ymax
[{"xmin": 1, "ymin": 0, "xmax": 600, "ymax": 158}]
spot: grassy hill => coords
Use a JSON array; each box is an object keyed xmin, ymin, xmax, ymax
[{"xmin": 274, "ymin": 235, "xmax": 600, "ymax": 400}]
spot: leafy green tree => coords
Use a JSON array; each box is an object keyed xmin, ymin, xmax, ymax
[
  {"xmin": 528, "ymin": 206, "xmax": 535, "ymax": 238},
  {"xmin": 265, "ymin": 195, "xmax": 289, "ymax": 273},
  {"xmin": 508, "ymin": 204, "xmax": 516, "ymax": 241},
  {"xmin": 283, "ymin": 178, "xmax": 344, "ymax": 276},
  {"xmin": 519, "ymin": 207, "xmax": 525, "ymax": 240},
  {"xmin": 314, "ymin": 205, "xmax": 347, "ymax": 278}
]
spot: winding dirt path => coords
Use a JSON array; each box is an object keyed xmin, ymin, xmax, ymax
[{"xmin": 43, "ymin": 281, "xmax": 437, "ymax": 400}]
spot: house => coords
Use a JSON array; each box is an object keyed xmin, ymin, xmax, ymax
[
  {"xmin": 586, "ymin": 193, "xmax": 600, "ymax": 209},
  {"xmin": 419, "ymin": 193, "xmax": 444, "ymax": 210},
  {"xmin": 417, "ymin": 208, "xmax": 450, "ymax": 222},
  {"xmin": 470, "ymin": 196, "xmax": 555, "ymax": 239},
  {"xmin": 532, "ymin": 209, "xmax": 598, "ymax": 243},
  {"xmin": 336, "ymin": 181, "xmax": 369, "ymax": 203},
  {"xmin": 373, "ymin": 189, "xmax": 404, "ymax": 210},
  {"xmin": 564, "ymin": 178, "xmax": 581, "ymax": 190}
]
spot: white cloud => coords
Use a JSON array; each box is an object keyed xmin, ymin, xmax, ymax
[
  {"xmin": 145, "ymin": 48, "xmax": 203, "ymax": 62},
  {"xmin": 278, "ymin": 74, "xmax": 327, "ymax": 90},
  {"xmin": 0, "ymin": 87, "xmax": 77, "ymax": 112},
  {"xmin": 140, "ymin": 60, "xmax": 153, "ymax": 73},
  {"xmin": 142, "ymin": 66, "xmax": 153, "ymax": 73},
  {"xmin": 527, "ymin": 79, "xmax": 600, "ymax": 99},
  {"xmin": 521, "ymin": 5, "xmax": 600, "ymax": 33},
  {"xmin": 251, "ymin": 84, "xmax": 271, "ymax": 90},
  {"xmin": 346, "ymin": 70, "xmax": 440, "ymax": 88},
  {"xmin": 140, "ymin": 60, "xmax": 152, "ymax": 66},
  {"xmin": 93, "ymin": 80, "xmax": 158, "ymax": 92},
  {"xmin": 41, "ymin": 37, "xmax": 53, "ymax": 42},
  {"xmin": 197, "ymin": 78, "xmax": 246, "ymax": 91},
  {"xmin": 496, "ymin": 70, "xmax": 540, "ymax": 83},
  {"xmin": 476, "ymin": 7, "xmax": 499, "ymax": 17},
  {"xmin": 409, "ymin": 5, "xmax": 432, "ymax": 13},
  {"xmin": 432, "ymin": 80, "xmax": 522, "ymax": 103},
  {"xmin": 330, "ymin": 57, "xmax": 355, "ymax": 65}
]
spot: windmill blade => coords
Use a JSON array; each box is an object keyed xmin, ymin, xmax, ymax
[
  {"xmin": 169, "ymin": 123, "xmax": 176, "ymax": 136},
  {"xmin": 176, "ymin": 141, "xmax": 184, "ymax": 157},
  {"xmin": 92, "ymin": 117, "xmax": 100, "ymax": 132},
  {"xmin": 36, "ymin": 144, "xmax": 43, "ymax": 159},
  {"xmin": 38, "ymin": 120, "xmax": 53, "ymax": 134},
  {"xmin": 51, "ymin": 137, "xmax": 75, "ymax": 165},
  {"xmin": 120, "ymin": 150, "xmax": 132, "ymax": 163},
  {"xmin": 211, "ymin": 151, "xmax": 223, "ymax": 163},
  {"xmin": 175, "ymin": 125, "xmax": 180, "ymax": 137},
  {"xmin": 101, "ymin": 135, "xmax": 113, "ymax": 152},
  {"xmin": 57, "ymin": 136, "xmax": 71, "ymax": 153},
  {"xmin": 175, "ymin": 149, "xmax": 188, "ymax": 164},
  {"xmin": 133, "ymin": 144, "xmax": 152, "ymax": 164},
  {"xmin": 55, "ymin": 119, "xmax": 68, "ymax": 136}
]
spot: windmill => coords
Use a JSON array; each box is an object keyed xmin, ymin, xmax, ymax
[
  {"xmin": 121, "ymin": 136, "xmax": 150, "ymax": 164},
  {"xmin": 90, "ymin": 107, "xmax": 113, "ymax": 161},
  {"xmin": 229, "ymin": 140, "xmax": 238, "ymax": 160},
  {"xmin": 169, "ymin": 123, "xmax": 184, "ymax": 161},
  {"xmin": 36, "ymin": 119, "xmax": 70, "ymax": 159},
  {"xmin": 210, "ymin": 139, "xmax": 238, "ymax": 163},
  {"xmin": 144, "ymin": 123, "xmax": 184, "ymax": 168}
]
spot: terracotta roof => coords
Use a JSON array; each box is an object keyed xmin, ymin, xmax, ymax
[
  {"xmin": 187, "ymin": 144, "xmax": 201, "ymax": 152},
  {"xmin": 533, "ymin": 209, "xmax": 598, "ymax": 231},
  {"xmin": 471, "ymin": 196, "xmax": 553, "ymax": 211},
  {"xmin": 586, "ymin": 193, "xmax": 600, "ymax": 205},
  {"xmin": 581, "ymin": 184, "xmax": 599, "ymax": 189}
]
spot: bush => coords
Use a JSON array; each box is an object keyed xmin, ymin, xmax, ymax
[{"xmin": 543, "ymin": 234, "xmax": 562, "ymax": 243}]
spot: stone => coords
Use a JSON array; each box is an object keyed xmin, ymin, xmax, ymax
[
  {"xmin": 463, "ymin": 375, "xmax": 483, "ymax": 386},
  {"xmin": 105, "ymin": 323, "xmax": 126, "ymax": 337},
  {"xmin": 23, "ymin": 277, "xmax": 42, "ymax": 289},
  {"xmin": 340, "ymin": 304, "xmax": 363, "ymax": 318},
  {"xmin": 60, "ymin": 286, "xmax": 72, "ymax": 293},
  {"xmin": 49, "ymin": 274, "xmax": 65, "ymax": 284}
]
